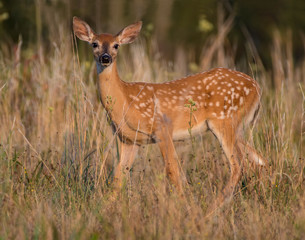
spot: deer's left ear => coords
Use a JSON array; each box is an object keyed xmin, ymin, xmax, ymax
[
  {"xmin": 73, "ymin": 16, "xmax": 95, "ymax": 43},
  {"xmin": 116, "ymin": 21, "xmax": 142, "ymax": 45}
]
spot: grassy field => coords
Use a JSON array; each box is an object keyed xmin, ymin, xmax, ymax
[{"xmin": 0, "ymin": 27, "xmax": 305, "ymax": 239}]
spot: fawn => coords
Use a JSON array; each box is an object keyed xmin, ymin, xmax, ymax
[{"xmin": 73, "ymin": 17, "xmax": 267, "ymax": 206}]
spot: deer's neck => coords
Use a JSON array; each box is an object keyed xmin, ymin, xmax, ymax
[{"xmin": 97, "ymin": 61, "xmax": 127, "ymax": 121}]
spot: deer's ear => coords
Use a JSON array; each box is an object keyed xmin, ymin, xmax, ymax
[
  {"xmin": 116, "ymin": 21, "xmax": 142, "ymax": 45},
  {"xmin": 73, "ymin": 17, "xmax": 95, "ymax": 43}
]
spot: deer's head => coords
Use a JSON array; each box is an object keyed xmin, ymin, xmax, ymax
[{"xmin": 73, "ymin": 17, "xmax": 142, "ymax": 72}]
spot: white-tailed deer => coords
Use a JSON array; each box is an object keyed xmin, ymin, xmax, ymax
[{"xmin": 73, "ymin": 17, "xmax": 267, "ymax": 205}]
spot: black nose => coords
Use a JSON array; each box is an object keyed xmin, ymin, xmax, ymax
[{"xmin": 100, "ymin": 53, "xmax": 112, "ymax": 64}]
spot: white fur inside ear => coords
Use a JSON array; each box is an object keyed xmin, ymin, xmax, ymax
[
  {"xmin": 80, "ymin": 34, "xmax": 90, "ymax": 41},
  {"xmin": 85, "ymin": 25, "xmax": 94, "ymax": 41},
  {"xmin": 120, "ymin": 36, "xmax": 135, "ymax": 44}
]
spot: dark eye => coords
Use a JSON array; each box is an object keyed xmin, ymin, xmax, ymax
[
  {"xmin": 113, "ymin": 44, "xmax": 119, "ymax": 49},
  {"xmin": 92, "ymin": 42, "xmax": 98, "ymax": 48}
]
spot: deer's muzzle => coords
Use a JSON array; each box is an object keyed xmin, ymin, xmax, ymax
[{"xmin": 100, "ymin": 53, "xmax": 112, "ymax": 66}]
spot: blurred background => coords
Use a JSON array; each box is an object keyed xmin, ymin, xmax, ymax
[{"xmin": 1, "ymin": 0, "xmax": 305, "ymax": 78}]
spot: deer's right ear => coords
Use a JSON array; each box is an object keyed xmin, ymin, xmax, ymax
[
  {"xmin": 73, "ymin": 17, "xmax": 95, "ymax": 43},
  {"xmin": 116, "ymin": 21, "xmax": 142, "ymax": 45}
]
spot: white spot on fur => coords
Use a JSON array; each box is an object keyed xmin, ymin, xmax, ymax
[
  {"xmin": 244, "ymin": 87, "xmax": 250, "ymax": 95},
  {"xmin": 229, "ymin": 106, "xmax": 238, "ymax": 111},
  {"xmin": 147, "ymin": 86, "xmax": 154, "ymax": 91},
  {"xmin": 218, "ymin": 111, "xmax": 226, "ymax": 119}
]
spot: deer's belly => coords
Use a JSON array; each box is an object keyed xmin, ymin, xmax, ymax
[
  {"xmin": 117, "ymin": 121, "xmax": 155, "ymax": 144},
  {"xmin": 172, "ymin": 121, "xmax": 208, "ymax": 141}
]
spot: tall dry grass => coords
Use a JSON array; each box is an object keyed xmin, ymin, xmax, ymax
[{"xmin": 0, "ymin": 22, "xmax": 305, "ymax": 239}]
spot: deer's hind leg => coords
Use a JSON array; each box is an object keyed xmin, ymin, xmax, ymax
[{"xmin": 207, "ymin": 119, "xmax": 243, "ymax": 206}]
